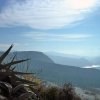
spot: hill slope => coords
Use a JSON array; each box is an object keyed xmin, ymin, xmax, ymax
[
  {"xmin": 1, "ymin": 51, "xmax": 100, "ymax": 88},
  {"xmin": 0, "ymin": 51, "xmax": 54, "ymax": 64},
  {"xmin": 45, "ymin": 54, "xmax": 92, "ymax": 67}
]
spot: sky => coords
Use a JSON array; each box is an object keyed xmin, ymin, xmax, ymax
[{"xmin": 0, "ymin": 0, "xmax": 100, "ymax": 57}]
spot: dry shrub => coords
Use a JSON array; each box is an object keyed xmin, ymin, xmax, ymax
[{"xmin": 37, "ymin": 83, "xmax": 81, "ymax": 100}]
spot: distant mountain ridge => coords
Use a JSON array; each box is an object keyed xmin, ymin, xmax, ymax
[
  {"xmin": 0, "ymin": 51, "xmax": 100, "ymax": 88},
  {"xmin": 47, "ymin": 55, "xmax": 92, "ymax": 67},
  {"xmin": 45, "ymin": 52, "xmax": 93, "ymax": 67},
  {"xmin": 15, "ymin": 51, "xmax": 54, "ymax": 64},
  {"xmin": 0, "ymin": 51, "xmax": 54, "ymax": 64}
]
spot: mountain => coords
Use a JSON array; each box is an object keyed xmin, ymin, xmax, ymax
[
  {"xmin": 45, "ymin": 52, "xmax": 82, "ymax": 58},
  {"xmin": 14, "ymin": 51, "xmax": 54, "ymax": 64},
  {"xmin": 36, "ymin": 63, "xmax": 100, "ymax": 88},
  {"xmin": 45, "ymin": 52, "xmax": 92, "ymax": 67},
  {"xmin": 0, "ymin": 51, "xmax": 54, "ymax": 64},
  {"xmin": 1, "ymin": 51, "xmax": 100, "ymax": 88},
  {"xmin": 91, "ymin": 56, "xmax": 100, "ymax": 65}
]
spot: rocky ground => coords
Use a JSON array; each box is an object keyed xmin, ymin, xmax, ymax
[{"xmin": 75, "ymin": 87, "xmax": 100, "ymax": 100}]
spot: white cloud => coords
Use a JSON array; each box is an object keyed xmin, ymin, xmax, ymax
[
  {"xmin": 24, "ymin": 32, "xmax": 92, "ymax": 41},
  {"xmin": 0, "ymin": 0, "xmax": 99, "ymax": 29},
  {"xmin": 83, "ymin": 65, "xmax": 100, "ymax": 68}
]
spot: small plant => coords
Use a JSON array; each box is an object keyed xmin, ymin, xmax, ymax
[{"xmin": 0, "ymin": 45, "xmax": 38, "ymax": 100}]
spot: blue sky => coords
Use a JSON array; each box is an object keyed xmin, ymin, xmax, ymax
[{"xmin": 0, "ymin": 0, "xmax": 100, "ymax": 57}]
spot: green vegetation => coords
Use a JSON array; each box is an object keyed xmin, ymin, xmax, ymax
[{"xmin": 0, "ymin": 45, "xmax": 81, "ymax": 100}]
